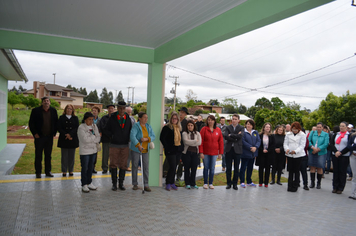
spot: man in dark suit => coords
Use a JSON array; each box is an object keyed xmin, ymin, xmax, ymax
[
  {"xmin": 29, "ymin": 97, "xmax": 58, "ymax": 178},
  {"xmin": 224, "ymin": 114, "xmax": 244, "ymax": 190}
]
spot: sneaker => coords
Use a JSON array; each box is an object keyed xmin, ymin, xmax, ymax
[
  {"xmin": 209, "ymin": 184, "xmax": 214, "ymax": 189},
  {"xmin": 247, "ymin": 183, "xmax": 257, "ymax": 187},
  {"xmin": 203, "ymin": 184, "xmax": 208, "ymax": 189},
  {"xmin": 82, "ymin": 185, "xmax": 89, "ymax": 193},
  {"xmin": 88, "ymin": 183, "xmax": 97, "ymax": 190},
  {"xmin": 347, "ymin": 177, "xmax": 352, "ymax": 181},
  {"xmin": 259, "ymin": 184, "xmax": 263, "ymax": 187},
  {"xmin": 132, "ymin": 185, "xmax": 138, "ymax": 190},
  {"xmin": 171, "ymin": 184, "xmax": 178, "ymax": 190},
  {"xmin": 165, "ymin": 184, "xmax": 171, "ymax": 191},
  {"xmin": 193, "ymin": 185, "xmax": 199, "ymax": 189},
  {"xmin": 186, "ymin": 185, "xmax": 191, "ymax": 189},
  {"xmin": 240, "ymin": 183, "xmax": 246, "ymax": 188}
]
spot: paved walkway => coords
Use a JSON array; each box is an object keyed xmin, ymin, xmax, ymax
[{"xmin": 0, "ymin": 166, "xmax": 355, "ymax": 235}]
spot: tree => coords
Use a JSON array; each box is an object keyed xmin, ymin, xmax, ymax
[
  {"xmin": 100, "ymin": 87, "xmax": 113, "ymax": 107},
  {"xmin": 222, "ymin": 97, "xmax": 238, "ymax": 113},
  {"xmin": 194, "ymin": 109, "xmax": 204, "ymax": 116},
  {"xmin": 86, "ymin": 89, "xmax": 99, "ymax": 103},
  {"xmin": 186, "ymin": 100, "xmax": 195, "ymax": 108},
  {"xmin": 21, "ymin": 94, "xmax": 40, "ymax": 108},
  {"xmin": 245, "ymin": 106, "xmax": 261, "ymax": 119},
  {"xmin": 78, "ymin": 87, "xmax": 87, "ymax": 95},
  {"xmin": 271, "ymin": 97, "xmax": 285, "ymax": 110},
  {"xmin": 18, "ymin": 85, "xmax": 26, "ymax": 93},
  {"xmin": 8, "ymin": 91, "xmax": 21, "ymax": 109},
  {"xmin": 208, "ymin": 99, "xmax": 220, "ymax": 106},
  {"xmin": 255, "ymin": 97, "xmax": 272, "ymax": 109},
  {"xmin": 115, "ymin": 90, "xmax": 125, "ymax": 103},
  {"xmin": 238, "ymin": 104, "xmax": 247, "ymax": 114},
  {"xmin": 9, "ymin": 86, "xmax": 18, "ymax": 94},
  {"xmin": 185, "ymin": 89, "xmax": 197, "ymax": 102},
  {"xmin": 286, "ymin": 101, "xmax": 301, "ymax": 111},
  {"xmin": 50, "ymin": 98, "xmax": 60, "ymax": 108},
  {"xmin": 254, "ymin": 107, "xmax": 303, "ymax": 130}
]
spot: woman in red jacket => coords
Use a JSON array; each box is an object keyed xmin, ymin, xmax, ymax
[{"xmin": 199, "ymin": 115, "xmax": 224, "ymax": 189}]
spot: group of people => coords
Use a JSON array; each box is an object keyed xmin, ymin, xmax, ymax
[
  {"xmin": 29, "ymin": 99, "xmax": 356, "ymax": 200},
  {"xmin": 29, "ymin": 98, "xmax": 155, "ymax": 193}
]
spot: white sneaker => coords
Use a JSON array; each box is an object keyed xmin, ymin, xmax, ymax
[
  {"xmin": 82, "ymin": 185, "xmax": 89, "ymax": 193},
  {"xmin": 203, "ymin": 184, "xmax": 208, "ymax": 189},
  {"xmin": 209, "ymin": 184, "xmax": 215, "ymax": 189},
  {"xmin": 88, "ymin": 183, "xmax": 97, "ymax": 190}
]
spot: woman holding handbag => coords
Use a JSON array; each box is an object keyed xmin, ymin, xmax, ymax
[{"xmin": 130, "ymin": 112, "xmax": 156, "ymax": 192}]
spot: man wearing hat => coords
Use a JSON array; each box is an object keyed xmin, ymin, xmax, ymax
[
  {"xmin": 348, "ymin": 124, "xmax": 354, "ymax": 134},
  {"xmin": 104, "ymin": 101, "xmax": 132, "ymax": 191},
  {"xmin": 97, "ymin": 104, "xmax": 115, "ymax": 174}
]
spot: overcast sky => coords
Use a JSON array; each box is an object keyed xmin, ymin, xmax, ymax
[{"xmin": 8, "ymin": 0, "xmax": 356, "ymax": 111}]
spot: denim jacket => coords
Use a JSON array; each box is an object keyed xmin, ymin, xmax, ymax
[{"xmin": 130, "ymin": 122, "xmax": 155, "ymax": 153}]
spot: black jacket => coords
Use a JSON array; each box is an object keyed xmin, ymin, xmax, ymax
[
  {"xmin": 29, "ymin": 105, "xmax": 58, "ymax": 137},
  {"xmin": 98, "ymin": 114, "xmax": 111, "ymax": 143},
  {"xmin": 160, "ymin": 125, "xmax": 180, "ymax": 155},
  {"xmin": 256, "ymin": 134, "xmax": 275, "ymax": 166},
  {"xmin": 57, "ymin": 115, "xmax": 79, "ymax": 148},
  {"xmin": 104, "ymin": 112, "xmax": 132, "ymax": 145},
  {"xmin": 330, "ymin": 132, "xmax": 351, "ymax": 155},
  {"xmin": 224, "ymin": 124, "xmax": 244, "ymax": 154}
]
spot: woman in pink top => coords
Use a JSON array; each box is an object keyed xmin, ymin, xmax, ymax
[{"xmin": 199, "ymin": 115, "xmax": 224, "ymax": 189}]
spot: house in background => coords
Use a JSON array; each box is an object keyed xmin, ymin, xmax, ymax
[
  {"xmin": 23, "ymin": 81, "xmax": 85, "ymax": 109},
  {"xmin": 189, "ymin": 105, "xmax": 223, "ymax": 115}
]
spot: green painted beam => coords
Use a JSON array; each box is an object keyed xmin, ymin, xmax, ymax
[
  {"xmin": 0, "ymin": 75, "xmax": 8, "ymax": 151},
  {"xmin": 0, "ymin": 30, "xmax": 154, "ymax": 64},
  {"xmin": 154, "ymin": 0, "xmax": 334, "ymax": 63},
  {"xmin": 146, "ymin": 63, "xmax": 165, "ymax": 186}
]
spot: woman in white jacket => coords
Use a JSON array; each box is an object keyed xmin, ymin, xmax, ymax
[
  {"xmin": 78, "ymin": 112, "xmax": 101, "ymax": 193},
  {"xmin": 283, "ymin": 122, "xmax": 306, "ymax": 192},
  {"xmin": 182, "ymin": 120, "xmax": 202, "ymax": 189}
]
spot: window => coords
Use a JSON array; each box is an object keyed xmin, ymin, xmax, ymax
[
  {"xmin": 0, "ymin": 90, "xmax": 6, "ymax": 123},
  {"xmin": 50, "ymin": 91, "xmax": 56, "ymax": 96},
  {"xmin": 62, "ymin": 92, "xmax": 67, "ymax": 97}
]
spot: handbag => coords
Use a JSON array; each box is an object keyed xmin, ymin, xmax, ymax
[
  {"xmin": 96, "ymin": 143, "xmax": 102, "ymax": 152},
  {"xmin": 149, "ymin": 142, "xmax": 155, "ymax": 149}
]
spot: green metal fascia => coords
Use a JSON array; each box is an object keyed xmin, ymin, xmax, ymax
[
  {"xmin": 154, "ymin": 0, "xmax": 334, "ymax": 63},
  {"xmin": 0, "ymin": 30, "xmax": 154, "ymax": 64}
]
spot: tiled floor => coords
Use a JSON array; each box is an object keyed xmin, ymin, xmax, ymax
[{"xmin": 0, "ymin": 168, "xmax": 355, "ymax": 235}]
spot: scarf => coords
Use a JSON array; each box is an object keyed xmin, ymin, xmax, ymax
[
  {"xmin": 336, "ymin": 131, "xmax": 347, "ymax": 144},
  {"xmin": 116, "ymin": 112, "xmax": 127, "ymax": 129},
  {"xmin": 173, "ymin": 124, "xmax": 181, "ymax": 146}
]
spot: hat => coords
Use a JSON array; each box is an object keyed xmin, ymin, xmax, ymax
[
  {"xmin": 117, "ymin": 101, "xmax": 127, "ymax": 107},
  {"xmin": 178, "ymin": 107, "xmax": 189, "ymax": 115},
  {"xmin": 106, "ymin": 104, "xmax": 115, "ymax": 108},
  {"xmin": 348, "ymin": 124, "xmax": 354, "ymax": 128}
]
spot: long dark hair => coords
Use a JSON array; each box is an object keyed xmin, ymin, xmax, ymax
[
  {"xmin": 186, "ymin": 120, "xmax": 197, "ymax": 134},
  {"xmin": 205, "ymin": 115, "xmax": 217, "ymax": 129}
]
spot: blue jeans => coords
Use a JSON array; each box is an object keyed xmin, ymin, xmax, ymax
[
  {"xmin": 80, "ymin": 153, "xmax": 96, "ymax": 186},
  {"xmin": 240, "ymin": 158, "xmax": 255, "ymax": 184},
  {"xmin": 222, "ymin": 153, "xmax": 226, "ymax": 168},
  {"xmin": 225, "ymin": 149, "xmax": 241, "ymax": 186},
  {"xmin": 203, "ymin": 155, "xmax": 218, "ymax": 185}
]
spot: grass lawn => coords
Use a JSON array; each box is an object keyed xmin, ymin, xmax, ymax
[{"xmin": 8, "ymin": 138, "xmax": 102, "ymax": 174}]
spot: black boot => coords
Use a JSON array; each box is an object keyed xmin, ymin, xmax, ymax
[
  {"xmin": 276, "ymin": 174, "xmax": 282, "ymax": 185},
  {"xmin": 111, "ymin": 168, "xmax": 117, "ymax": 191},
  {"xmin": 309, "ymin": 173, "xmax": 315, "ymax": 188},
  {"xmin": 118, "ymin": 169, "xmax": 126, "ymax": 190},
  {"xmin": 270, "ymin": 175, "xmax": 275, "ymax": 185},
  {"xmin": 316, "ymin": 174, "xmax": 322, "ymax": 189}
]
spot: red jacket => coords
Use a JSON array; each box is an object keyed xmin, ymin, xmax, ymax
[{"xmin": 199, "ymin": 126, "xmax": 224, "ymax": 155}]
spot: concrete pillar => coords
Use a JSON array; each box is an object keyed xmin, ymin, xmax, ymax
[{"xmin": 147, "ymin": 63, "xmax": 165, "ymax": 187}]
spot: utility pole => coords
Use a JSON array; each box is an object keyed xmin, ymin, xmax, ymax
[
  {"xmin": 127, "ymin": 87, "xmax": 131, "ymax": 105},
  {"xmin": 132, "ymin": 87, "xmax": 135, "ymax": 105},
  {"xmin": 169, "ymin": 76, "xmax": 179, "ymax": 110},
  {"xmin": 53, "ymin": 73, "xmax": 56, "ymax": 84}
]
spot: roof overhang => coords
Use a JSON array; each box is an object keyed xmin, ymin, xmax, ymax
[
  {"xmin": 0, "ymin": 0, "xmax": 334, "ymax": 64},
  {"xmin": 0, "ymin": 49, "xmax": 28, "ymax": 82}
]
